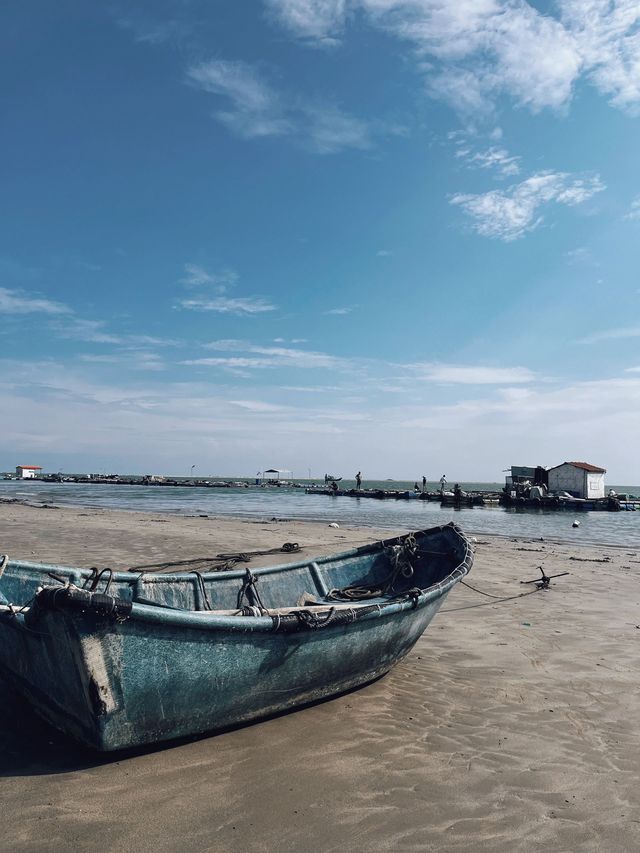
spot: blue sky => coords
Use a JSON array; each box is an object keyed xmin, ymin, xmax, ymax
[{"xmin": 2, "ymin": 0, "xmax": 640, "ymax": 481}]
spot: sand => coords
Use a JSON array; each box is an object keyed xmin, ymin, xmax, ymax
[{"xmin": 0, "ymin": 502, "xmax": 639, "ymax": 852}]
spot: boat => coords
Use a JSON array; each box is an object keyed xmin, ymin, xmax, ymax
[
  {"xmin": 324, "ymin": 474, "xmax": 342, "ymax": 482},
  {"xmin": 0, "ymin": 523, "xmax": 473, "ymax": 751}
]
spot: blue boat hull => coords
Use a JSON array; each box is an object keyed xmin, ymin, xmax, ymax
[{"xmin": 0, "ymin": 523, "xmax": 472, "ymax": 751}]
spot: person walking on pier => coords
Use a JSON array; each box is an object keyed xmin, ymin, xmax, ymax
[{"xmin": 355, "ymin": 471, "xmax": 362, "ymax": 490}]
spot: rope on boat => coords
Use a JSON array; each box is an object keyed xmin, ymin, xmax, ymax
[
  {"xmin": 327, "ymin": 533, "xmax": 419, "ymax": 601},
  {"xmin": 82, "ymin": 567, "xmax": 114, "ymax": 593},
  {"xmin": 271, "ymin": 603, "xmax": 382, "ymax": 633},
  {"xmin": 32, "ymin": 585, "xmax": 133, "ymax": 622},
  {"xmin": 236, "ymin": 569, "xmax": 267, "ymax": 612},
  {"xmin": 0, "ymin": 555, "xmax": 8, "ymax": 579},
  {"xmin": 191, "ymin": 571, "xmax": 213, "ymax": 611}
]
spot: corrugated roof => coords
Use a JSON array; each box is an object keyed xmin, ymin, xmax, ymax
[
  {"xmin": 548, "ymin": 461, "xmax": 606, "ymax": 473},
  {"xmin": 17, "ymin": 465, "xmax": 42, "ymax": 469}
]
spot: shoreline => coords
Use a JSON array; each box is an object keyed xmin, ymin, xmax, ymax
[
  {"xmin": 0, "ymin": 496, "xmax": 634, "ymax": 559},
  {"xmin": 0, "ymin": 501, "xmax": 638, "ymax": 849}
]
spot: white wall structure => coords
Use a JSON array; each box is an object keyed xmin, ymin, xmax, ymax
[
  {"xmin": 16, "ymin": 465, "xmax": 42, "ymax": 479},
  {"xmin": 547, "ymin": 462, "xmax": 606, "ymax": 499}
]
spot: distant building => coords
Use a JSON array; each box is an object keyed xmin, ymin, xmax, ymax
[
  {"xmin": 505, "ymin": 465, "xmax": 548, "ymax": 490},
  {"xmin": 506, "ymin": 465, "xmax": 536, "ymax": 485},
  {"xmin": 263, "ymin": 468, "xmax": 292, "ymax": 481},
  {"xmin": 16, "ymin": 465, "xmax": 43, "ymax": 479},
  {"xmin": 547, "ymin": 462, "xmax": 606, "ymax": 499}
]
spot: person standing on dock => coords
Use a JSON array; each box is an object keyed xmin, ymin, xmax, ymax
[
  {"xmin": 422, "ymin": 475, "xmax": 426, "ymax": 493},
  {"xmin": 355, "ymin": 471, "xmax": 362, "ymax": 490},
  {"xmin": 439, "ymin": 474, "xmax": 447, "ymax": 495}
]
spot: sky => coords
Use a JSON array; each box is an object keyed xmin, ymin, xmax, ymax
[{"xmin": 2, "ymin": 0, "xmax": 640, "ymax": 481}]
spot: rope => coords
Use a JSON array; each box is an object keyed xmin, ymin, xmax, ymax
[
  {"xmin": 0, "ymin": 555, "xmax": 8, "ymax": 579},
  {"xmin": 328, "ymin": 534, "xmax": 418, "ymax": 601},
  {"xmin": 236, "ymin": 569, "xmax": 267, "ymax": 612},
  {"xmin": 459, "ymin": 579, "xmax": 510, "ymax": 599},
  {"xmin": 441, "ymin": 587, "xmax": 540, "ymax": 613},
  {"xmin": 127, "ymin": 543, "xmax": 302, "ymax": 573},
  {"xmin": 191, "ymin": 571, "xmax": 213, "ymax": 610}
]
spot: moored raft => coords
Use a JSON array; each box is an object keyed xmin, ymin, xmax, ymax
[{"xmin": 0, "ymin": 523, "xmax": 473, "ymax": 751}]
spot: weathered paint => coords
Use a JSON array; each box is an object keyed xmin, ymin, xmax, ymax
[{"xmin": 0, "ymin": 523, "xmax": 473, "ymax": 751}]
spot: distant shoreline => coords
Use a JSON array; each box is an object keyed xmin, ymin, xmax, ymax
[{"xmin": 0, "ymin": 498, "xmax": 634, "ymax": 556}]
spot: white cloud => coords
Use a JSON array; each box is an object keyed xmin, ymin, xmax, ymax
[
  {"xmin": 193, "ymin": 341, "xmax": 344, "ymax": 369},
  {"xmin": 186, "ymin": 59, "xmax": 374, "ymax": 153},
  {"xmin": 577, "ymin": 325, "xmax": 640, "ymax": 344},
  {"xmin": 564, "ymin": 246, "xmax": 592, "ymax": 264},
  {"xmin": 450, "ymin": 171, "xmax": 605, "ymax": 240},
  {"xmin": 264, "ymin": 0, "xmax": 348, "ymax": 43},
  {"xmin": 408, "ymin": 362, "xmax": 537, "ymax": 384},
  {"xmin": 230, "ymin": 399, "xmax": 288, "ymax": 412},
  {"xmin": 0, "ymin": 288, "xmax": 182, "ymax": 349},
  {"xmin": 266, "ymin": 0, "xmax": 640, "ymax": 115},
  {"xmin": 177, "ymin": 265, "xmax": 272, "ymax": 314},
  {"xmin": 127, "ymin": 335, "xmax": 182, "ymax": 347},
  {"xmin": 624, "ymin": 197, "xmax": 640, "ymax": 220},
  {"xmin": 179, "ymin": 296, "xmax": 276, "ymax": 315},
  {"xmin": 456, "ymin": 144, "xmax": 521, "ymax": 177},
  {"xmin": 560, "ymin": 0, "xmax": 640, "ymax": 114},
  {"xmin": 323, "ymin": 306, "xmax": 355, "ymax": 315},
  {"xmin": 117, "ymin": 16, "xmax": 190, "ymax": 45},
  {"xmin": 0, "ymin": 287, "xmax": 70, "ymax": 315},
  {"xmin": 186, "ymin": 60, "xmax": 294, "ymax": 139},
  {"xmin": 303, "ymin": 105, "xmax": 371, "ymax": 152},
  {"xmin": 179, "ymin": 264, "xmax": 238, "ymax": 291},
  {"xmin": 4, "ymin": 352, "xmax": 640, "ymax": 480},
  {"xmin": 80, "ymin": 351, "xmax": 166, "ymax": 371},
  {"xmin": 51, "ymin": 317, "xmax": 123, "ymax": 344},
  {"xmin": 204, "ymin": 339, "xmax": 254, "ymax": 351}
]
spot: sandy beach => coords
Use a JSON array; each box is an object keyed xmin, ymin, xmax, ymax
[{"xmin": 0, "ymin": 502, "xmax": 638, "ymax": 852}]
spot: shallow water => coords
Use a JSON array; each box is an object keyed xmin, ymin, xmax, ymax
[{"xmin": 1, "ymin": 480, "xmax": 639, "ymax": 547}]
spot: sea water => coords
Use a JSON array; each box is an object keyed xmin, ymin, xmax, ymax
[{"xmin": 1, "ymin": 479, "xmax": 639, "ymax": 548}]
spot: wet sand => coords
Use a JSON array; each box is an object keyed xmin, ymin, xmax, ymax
[{"xmin": 0, "ymin": 503, "xmax": 639, "ymax": 852}]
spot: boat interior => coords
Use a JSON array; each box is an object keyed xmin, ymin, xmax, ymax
[{"xmin": 0, "ymin": 525, "xmax": 470, "ymax": 614}]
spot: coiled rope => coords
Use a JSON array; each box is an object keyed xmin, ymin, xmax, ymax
[{"xmin": 328, "ymin": 534, "xmax": 418, "ymax": 601}]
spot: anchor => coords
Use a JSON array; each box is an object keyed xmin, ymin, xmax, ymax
[{"xmin": 521, "ymin": 566, "xmax": 570, "ymax": 590}]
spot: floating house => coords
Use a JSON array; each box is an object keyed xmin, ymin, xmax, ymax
[
  {"xmin": 15, "ymin": 465, "xmax": 42, "ymax": 479},
  {"xmin": 263, "ymin": 468, "xmax": 292, "ymax": 481},
  {"xmin": 547, "ymin": 461, "xmax": 606, "ymax": 499}
]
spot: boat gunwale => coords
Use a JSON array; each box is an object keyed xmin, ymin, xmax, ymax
[
  {"xmin": 1, "ymin": 522, "xmax": 468, "ymax": 583},
  {"xmin": 2, "ymin": 524, "xmax": 474, "ymax": 633}
]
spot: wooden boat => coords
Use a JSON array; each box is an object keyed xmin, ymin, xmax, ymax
[{"xmin": 0, "ymin": 523, "xmax": 473, "ymax": 752}]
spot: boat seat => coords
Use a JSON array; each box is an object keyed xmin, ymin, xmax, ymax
[{"xmin": 297, "ymin": 592, "xmax": 322, "ymax": 606}]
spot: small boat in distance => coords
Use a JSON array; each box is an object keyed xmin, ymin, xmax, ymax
[
  {"xmin": 0, "ymin": 523, "xmax": 473, "ymax": 751},
  {"xmin": 324, "ymin": 473, "xmax": 342, "ymax": 482}
]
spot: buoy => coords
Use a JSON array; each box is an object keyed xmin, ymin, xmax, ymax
[{"xmin": 572, "ymin": 520, "xmax": 580, "ymax": 528}]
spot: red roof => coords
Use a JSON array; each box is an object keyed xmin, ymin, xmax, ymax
[
  {"xmin": 549, "ymin": 461, "xmax": 606, "ymax": 473},
  {"xmin": 17, "ymin": 465, "xmax": 42, "ymax": 470}
]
